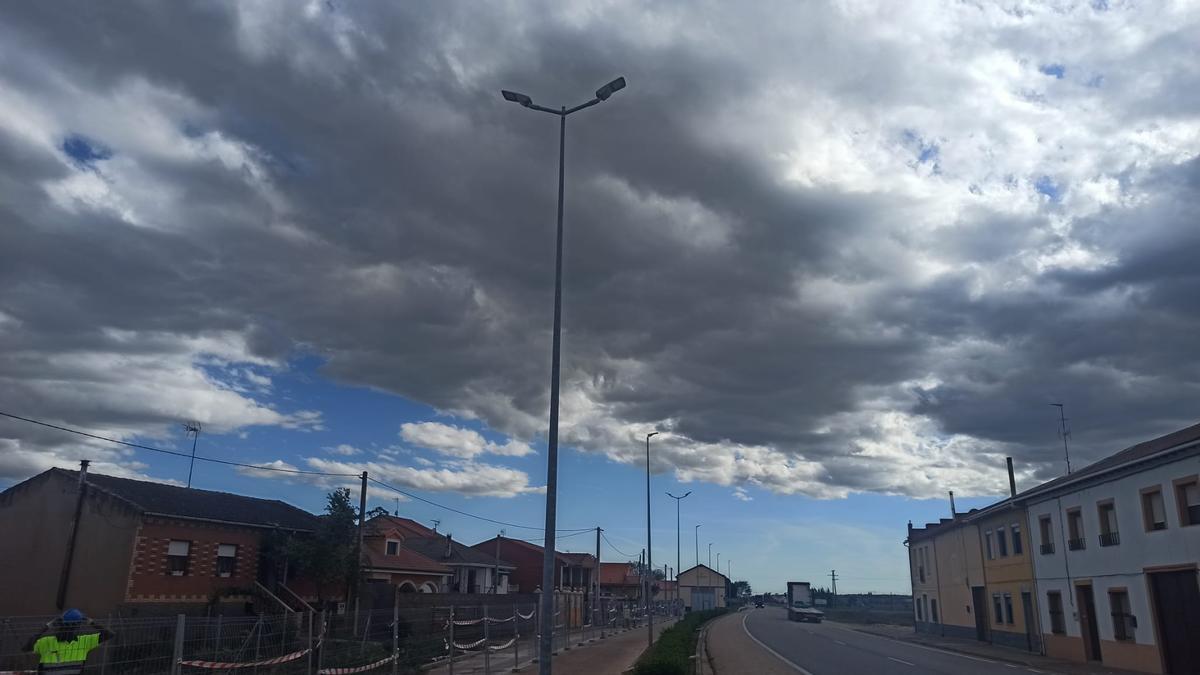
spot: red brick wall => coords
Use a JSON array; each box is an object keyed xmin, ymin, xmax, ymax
[{"xmin": 126, "ymin": 517, "xmax": 262, "ymax": 602}]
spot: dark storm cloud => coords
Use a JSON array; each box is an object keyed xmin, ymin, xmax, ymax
[{"xmin": 1, "ymin": 0, "xmax": 1198, "ymax": 497}]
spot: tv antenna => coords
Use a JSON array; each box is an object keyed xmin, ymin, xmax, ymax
[
  {"xmin": 182, "ymin": 421, "xmax": 202, "ymax": 488},
  {"xmin": 431, "ymin": 519, "xmax": 441, "ymax": 533},
  {"xmin": 1050, "ymin": 403, "xmax": 1072, "ymax": 474}
]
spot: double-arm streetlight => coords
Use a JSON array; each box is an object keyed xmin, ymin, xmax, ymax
[
  {"xmin": 666, "ymin": 491, "xmax": 691, "ymax": 581},
  {"xmin": 501, "ymin": 77, "xmax": 626, "ymax": 675},
  {"xmin": 645, "ymin": 431, "xmax": 658, "ymax": 648}
]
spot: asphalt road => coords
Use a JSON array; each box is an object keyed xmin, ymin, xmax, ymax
[{"xmin": 742, "ymin": 608, "xmax": 1052, "ymax": 675}]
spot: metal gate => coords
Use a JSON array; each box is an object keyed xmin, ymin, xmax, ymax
[{"xmin": 693, "ymin": 588, "xmax": 716, "ymax": 611}]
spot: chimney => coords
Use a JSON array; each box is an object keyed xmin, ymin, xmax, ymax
[
  {"xmin": 948, "ymin": 490, "xmax": 956, "ymax": 518},
  {"xmin": 445, "ymin": 533, "xmax": 452, "ymax": 559},
  {"xmin": 1006, "ymin": 457, "xmax": 1017, "ymax": 498},
  {"xmin": 78, "ymin": 459, "xmax": 90, "ymax": 489}
]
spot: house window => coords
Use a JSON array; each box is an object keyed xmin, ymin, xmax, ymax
[
  {"xmin": 930, "ymin": 598, "xmax": 939, "ymax": 624},
  {"xmin": 1142, "ymin": 487, "xmax": 1167, "ymax": 531},
  {"xmin": 993, "ymin": 594, "xmax": 1003, "ymax": 624},
  {"xmin": 917, "ymin": 595, "xmax": 925, "ymax": 621},
  {"xmin": 984, "ymin": 531, "xmax": 995, "ymax": 559},
  {"xmin": 167, "ymin": 540, "xmax": 190, "ymax": 576},
  {"xmin": 1109, "ymin": 590, "xmax": 1134, "ymax": 641},
  {"xmin": 1039, "ymin": 515, "xmax": 1054, "ymax": 554},
  {"xmin": 216, "ymin": 544, "xmax": 237, "ymax": 578},
  {"xmin": 917, "ymin": 547, "xmax": 926, "ymax": 583},
  {"xmin": 1011, "ymin": 524, "xmax": 1023, "ymax": 555},
  {"xmin": 385, "ymin": 540, "xmax": 400, "ymax": 556},
  {"xmin": 1176, "ymin": 479, "xmax": 1200, "ymax": 526},
  {"xmin": 1004, "ymin": 593, "xmax": 1014, "ymax": 624},
  {"xmin": 1067, "ymin": 508, "xmax": 1086, "ymax": 550},
  {"xmin": 996, "ymin": 526, "xmax": 1008, "ymax": 557},
  {"xmin": 1048, "ymin": 592, "xmax": 1065, "ymax": 634},
  {"xmin": 1098, "ymin": 501, "xmax": 1120, "ymax": 547},
  {"xmin": 467, "ymin": 568, "xmax": 477, "ymax": 593}
]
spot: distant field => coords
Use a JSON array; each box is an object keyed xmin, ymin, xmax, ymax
[{"xmin": 820, "ymin": 608, "xmax": 913, "ymax": 626}]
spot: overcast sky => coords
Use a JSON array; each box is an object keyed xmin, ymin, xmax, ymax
[{"xmin": 1, "ymin": 1, "xmax": 1199, "ymax": 590}]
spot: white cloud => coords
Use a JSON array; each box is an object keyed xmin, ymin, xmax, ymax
[
  {"xmin": 326, "ymin": 444, "xmax": 362, "ymax": 456},
  {"xmin": 732, "ymin": 487, "xmax": 753, "ymax": 502},
  {"xmin": 242, "ymin": 455, "xmax": 542, "ymax": 499},
  {"xmin": 400, "ymin": 421, "xmax": 535, "ymax": 459}
]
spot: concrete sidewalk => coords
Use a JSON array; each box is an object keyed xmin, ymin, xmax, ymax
[
  {"xmin": 846, "ymin": 623, "xmax": 1146, "ymax": 675},
  {"xmin": 426, "ymin": 619, "xmax": 677, "ymax": 675}
]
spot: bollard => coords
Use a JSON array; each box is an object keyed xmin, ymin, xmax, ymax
[
  {"xmin": 484, "ymin": 604, "xmax": 492, "ymax": 675},
  {"xmin": 448, "ymin": 605, "xmax": 455, "ymax": 675},
  {"xmin": 171, "ymin": 614, "xmax": 185, "ymax": 675}
]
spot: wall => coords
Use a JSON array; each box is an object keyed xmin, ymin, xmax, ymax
[
  {"xmin": 0, "ymin": 471, "xmax": 138, "ymax": 616},
  {"xmin": 125, "ymin": 517, "xmax": 262, "ymax": 603},
  {"xmin": 677, "ymin": 566, "xmax": 727, "ymax": 611},
  {"xmin": 976, "ymin": 508, "xmax": 1041, "ymax": 652},
  {"xmin": 1027, "ymin": 452, "xmax": 1200, "ymax": 673},
  {"xmin": 913, "ymin": 521, "xmax": 985, "ymax": 636}
]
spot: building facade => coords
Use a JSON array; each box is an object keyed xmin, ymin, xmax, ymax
[
  {"xmin": 0, "ymin": 468, "xmax": 320, "ymax": 617},
  {"xmin": 907, "ymin": 516, "xmax": 986, "ymax": 642},
  {"xmin": 973, "ymin": 503, "xmax": 1042, "ymax": 652},
  {"xmin": 1026, "ymin": 424, "xmax": 1200, "ymax": 674},
  {"xmin": 677, "ymin": 564, "xmax": 727, "ymax": 611}
]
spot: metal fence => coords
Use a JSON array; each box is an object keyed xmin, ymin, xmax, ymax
[{"xmin": 0, "ymin": 597, "xmax": 659, "ymax": 675}]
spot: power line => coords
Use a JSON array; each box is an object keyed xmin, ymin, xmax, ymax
[
  {"xmin": 0, "ymin": 409, "xmax": 599, "ymax": 534},
  {"xmin": 0, "ymin": 410, "xmax": 358, "ymax": 478},
  {"xmin": 602, "ymin": 532, "xmax": 636, "ymax": 558},
  {"xmin": 366, "ymin": 476, "xmax": 592, "ymax": 533}
]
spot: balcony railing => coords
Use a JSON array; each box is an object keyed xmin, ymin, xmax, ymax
[
  {"xmin": 1099, "ymin": 531, "xmax": 1121, "ymax": 547},
  {"xmin": 1067, "ymin": 537, "xmax": 1086, "ymax": 551},
  {"xmin": 1039, "ymin": 542, "xmax": 1055, "ymax": 555}
]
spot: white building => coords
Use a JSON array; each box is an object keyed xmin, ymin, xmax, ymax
[
  {"xmin": 677, "ymin": 564, "xmax": 727, "ymax": 611},
  {"xmin": 1024, "ymin": 422, "xmax": 1200, "ymax": 674}
]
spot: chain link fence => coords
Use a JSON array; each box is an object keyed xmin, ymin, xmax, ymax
[{"xmin": 0, "ymin": 597, "xmax": 665, "ymax": 675}]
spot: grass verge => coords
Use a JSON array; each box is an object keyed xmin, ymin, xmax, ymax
[{"xmin": 633, "ymin": 608, "xmax": 729, "ymax": 675}]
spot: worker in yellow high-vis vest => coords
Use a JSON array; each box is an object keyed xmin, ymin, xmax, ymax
[{"xmin": 22, "ymin": 609, "xmax": 113, "ymax": 674}]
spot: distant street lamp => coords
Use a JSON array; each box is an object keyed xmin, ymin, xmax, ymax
[
  {"xmin": 645, "ymin": 431, "xmax": 658, "ymax": 648},
  {"xmin": 501, "ymin": 76, "xmax": 627, "ymax": 675},
  {"xmin": 666, "ymin": 491, "xmax": 691, "ymax": 581},
  {"xmin": 708, "ymin": 542, "xmax": 713, "ymax": 568},
  {"xmin": 694, "ymin": 524, "xmax": 701, "ymax": 568}
]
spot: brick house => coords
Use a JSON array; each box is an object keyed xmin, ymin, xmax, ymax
[
  {"xmin": 360, "ymin": 523, "xmax": 451, "ymax": 593},
  {"xmin": 0, "ymin": 467, "xmax": 321, "ymax": 617},
  {"xmin": 599, "ymin": 562, "xmax": 642, "ymax": 600},
  {"xmin": 468, "ymin": 536, "xmax": 594, "ymax": 593}
]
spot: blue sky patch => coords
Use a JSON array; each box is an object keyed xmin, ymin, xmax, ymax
[
  {"xmin": 1039, "ymin": 64, "xmax": 1066, "ymax": 79},
  {"xmin": 62, "ymin": 134, "xmax": 113, "ymax": 168},
  {"xmin": 1035, "ymin": 175, "xmax": 1061, "ymax": 202}
]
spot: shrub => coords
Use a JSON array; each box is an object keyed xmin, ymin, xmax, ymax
[{"xmin": 633, "ymin": 608, "xmax": 728, "ymax": 675}]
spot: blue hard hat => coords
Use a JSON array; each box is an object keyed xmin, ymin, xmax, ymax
[{"xmin": 61, "ymin": 609, "xmax": 85, "ymax": 623}]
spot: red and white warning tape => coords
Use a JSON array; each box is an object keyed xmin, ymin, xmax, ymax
[
  {"xmin": 451, "ymin": 637, "xmax": 487, "ymax": 650},
  {"xmin": 317, "ymin": 653, "xmax": 397, "ymax": 674},
  {"xmin": 179, "ymin": 646, "xmax": 311, "ymax": 669},
  {"xmin": 488, "ymin": 637, "xmax": 516, "ymax": 651}
]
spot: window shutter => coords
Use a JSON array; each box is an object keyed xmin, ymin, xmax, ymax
[
  {"xmin": 218, "ymin": 544, "xmax": 237, "ymax": 558},
  {"xmin": 168, "ymin": 540, "xmax": 190, "ymax": 556}
]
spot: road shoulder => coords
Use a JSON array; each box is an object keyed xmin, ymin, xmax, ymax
[{"xmin": 706, "ymin": 609, "xmax": 800, "ymax": 675}]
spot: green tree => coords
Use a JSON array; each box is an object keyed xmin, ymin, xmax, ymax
[
  {"xmin": 290, "ymin": 488, "xmax": 360, "ymax": 601},
  {"xmin": 365, "ymin": 505, "xmax": 391, "ymax": 520},
  {"xmin": 731, "ymin": 580, "xmax": 752, "ymax": 597}
]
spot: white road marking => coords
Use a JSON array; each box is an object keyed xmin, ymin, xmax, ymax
[
  {"xmin": 888, "ymin": 657, "xmax": 915, "ymax": 666},
  {"xmin": 740, "ymin": 611, "xmax": 817, "ymax": 675}
]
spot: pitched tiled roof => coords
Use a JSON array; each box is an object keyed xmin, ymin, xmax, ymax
[
  {"xmin": 559, "ymin": 552, "xmax": 596, "ymax": 567},
  {"xmin": 369, "ymin": 515, "xmax": 438, "ymax": 538},
  {"xmin": 478, "ymin": 536, "xmax": 579, "ymax": 564},
  {"xmin": 363, "ymin": 547, "xmax": 451, "ymax": 574},
  {"xmin": 599, "ymin": 562, "xmax": 639, "ymax": 586},
  {"xmin": 54, "ymin": 469, "xmax": 319, "ymax": 531},
  {"xmin": 1020, "ymin": 421, "xmax": 1200, "ymax": 500},
  {"xmin": 402, "ymin": 535, "xmax": 514, "ymax": 568}
]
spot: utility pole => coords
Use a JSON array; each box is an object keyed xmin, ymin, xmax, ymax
[
  {"xmin": 183, "ymin": 422, "xmax": 201, "ymax": 488},
  {"xmin": 594, "ymin": 527, "xmax": 602, "ymax": 635},
  {"xmin": 644, "ymin": 432, "xmax": 657, "ymax": 649},
  {"xmin": 830, "ymin": 570, "xmax": 838, "ymax": 606},
  {"xmin": 666, "ymin": 491, "xmax": 691, "ymax": 581},
  {"xmin": 353, "ymin": 470, "xmax": 368, "ymax": 629},
  {"xmin": 1051, "ymin": 403, "xmax": 1073, "ymax": 474},
  {"xmin": 394, "ymin": 497, "xmax": 400, "ymax": 516},
  {"xmin": 494, "ymin": 530, "xmax": 505, "ymax": 593}
]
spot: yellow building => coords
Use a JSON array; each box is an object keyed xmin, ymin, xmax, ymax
[{"xmin": 971, "ymin": 502, "xmax": 1042, "ymax": 652}]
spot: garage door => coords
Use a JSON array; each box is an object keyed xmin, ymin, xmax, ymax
[{"xmin": 693, "ymin": 588, "xmax": 716, "ymax": 611}]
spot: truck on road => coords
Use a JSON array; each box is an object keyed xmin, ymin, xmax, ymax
[{"xmin": 786, "ymin": 581, "xmax": 824, "ymax": 623}]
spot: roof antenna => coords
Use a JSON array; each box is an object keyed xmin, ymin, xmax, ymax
[
  {"xmin": 431, "ymin": 519, "xmax": 440, "ymax": 533},
  {"xmin": 393, "ymin": 497, "xmax": 400, "ymax": 516},
  {"xmin": 182, "ymin": 422, "xmax": 202, "ymax": 488},
  {"xmin": 1050, "ymin": 403, "xmax": 1072, "ymax": 474}
]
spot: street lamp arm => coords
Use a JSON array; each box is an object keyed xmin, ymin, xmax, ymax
[
  {"xmin": 527, "ymin": 102, "xmax": 564, "ymax": 115},
  {"xmin": 565, "ymin": 98, "xmax": 602, "ymax": 115}
]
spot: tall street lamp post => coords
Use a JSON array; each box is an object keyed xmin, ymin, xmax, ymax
[
  {"xmin": 645, "ymin": 431, "xmax": 658, "ymax": 648},
  {"xmin": 708, "ymin": 543, "xmax": 713, "ymax": 568},
  {"xmin": 666, "ymin": 491, "xmax": 691, "ymax": 581},
  {"xmin": 500, "ymin": 76, "xmax": 627, "ymax": 675},
  {"xmin": 694, "ymin": 525, "xmax": 701, "ymax": 568}
]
